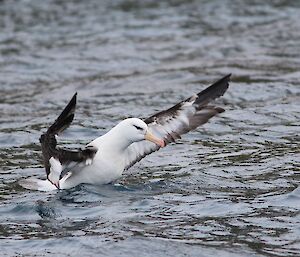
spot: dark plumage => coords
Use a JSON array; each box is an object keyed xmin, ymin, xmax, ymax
[
  {"xmin": 124, "ymin": 74, "xmax": 231, "ymax": 169},
  {"xmin": 39, "ymin": 93, "xmax": 97, "ymax": 178}
]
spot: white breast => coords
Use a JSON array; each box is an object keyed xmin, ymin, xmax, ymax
[{"xmin": 60, "ymin": 139, "xmax": 126, "ymax": 189}]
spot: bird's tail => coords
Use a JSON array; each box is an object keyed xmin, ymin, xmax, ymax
[{"xmin": 19, "ymin": 178, "xmax": 58, "ymax": 191}]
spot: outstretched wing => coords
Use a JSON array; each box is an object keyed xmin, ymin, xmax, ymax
[
  {"xmin": 39, "ymin": 93, "xmax": 97, "ymax": 179},
  {"xmin": 124, "ymin": 74, "xmax": 231, "ymax": 170}
]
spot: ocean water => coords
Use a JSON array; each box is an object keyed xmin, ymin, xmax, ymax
[{"xmin": 0, "ymin": 0, "xmax": 299, "ymax": 256}]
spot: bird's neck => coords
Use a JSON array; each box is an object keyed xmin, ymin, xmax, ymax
[{"xmin": 101, "ymin": 125, "xmax": 134, "ymax": 153}]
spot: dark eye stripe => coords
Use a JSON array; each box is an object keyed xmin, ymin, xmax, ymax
[{"xmin": 133, "ymin": 125, "xmax": 143, "ymax": 130}]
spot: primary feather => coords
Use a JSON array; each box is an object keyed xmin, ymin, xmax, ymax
[{"xmin": 124, "ymin": 74, "xmax": 231, "ymax": 169}]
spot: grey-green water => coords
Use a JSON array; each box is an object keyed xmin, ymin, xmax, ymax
[{"xmin": 0, "ymin": 0, "xmax": 299, "ymax": 256}]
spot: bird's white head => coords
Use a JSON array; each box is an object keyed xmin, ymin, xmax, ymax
[{"xmin": 117, "ymin": 118, "xmax": 165, "ymax": 147}]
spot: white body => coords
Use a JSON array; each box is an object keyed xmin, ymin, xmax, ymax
[
  {"xmin": 20, "ymin": 118, "xmax": 163, "ymax": 191},
  {"xmin": 60, "ymin": 134, "xmax": 126, "ymax": 189}
]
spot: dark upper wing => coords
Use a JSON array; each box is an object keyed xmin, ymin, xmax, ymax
[
  {"xmin": 124, "ymin": 74, "xmax": 231, "ymax": 170},
  {"xmin": 39, "ymin": 93, "xmax": 97, "ymax": 177}
]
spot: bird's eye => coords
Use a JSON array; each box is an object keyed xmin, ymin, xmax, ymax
[{"xmin": 133, "ymin": 125, "xmax": 143, "ymax": 131}]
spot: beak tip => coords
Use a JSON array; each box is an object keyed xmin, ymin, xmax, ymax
[{"xmin": 145, "ymin": 131, "xmax": 166, "ymax": 148}]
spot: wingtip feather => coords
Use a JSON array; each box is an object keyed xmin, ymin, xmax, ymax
[
  {"xmin": 47, "ymin": 93, "xmax": 78, "ymax": 135},
  {"xmin": 194, "ymin": 74, "xmax": 231, "ymax": 106}
]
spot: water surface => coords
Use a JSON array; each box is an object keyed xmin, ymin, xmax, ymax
[{"xmin": 0, "ymin": 0, "xmax": 299, "ymax": 256}]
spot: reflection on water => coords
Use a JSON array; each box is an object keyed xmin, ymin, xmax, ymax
[{"xmin": 0, "ymin": 0, "xmax": 299, "ymax": 256}]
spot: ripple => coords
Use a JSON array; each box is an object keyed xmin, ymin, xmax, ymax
[{"xmin": 0, "ymin": 0, "xmax": 300, "ymax": 256}]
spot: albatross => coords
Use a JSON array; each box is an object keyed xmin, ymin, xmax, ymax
[{"xmin": 19, "ymin": 74, "xmax": 231, "ymax": 191}]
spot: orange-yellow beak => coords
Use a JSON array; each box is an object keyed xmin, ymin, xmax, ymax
[{"xmin": 145, "ymin": 131, "xmax": 165, "ymax": 148}]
